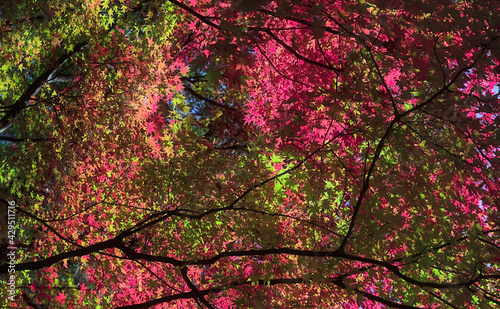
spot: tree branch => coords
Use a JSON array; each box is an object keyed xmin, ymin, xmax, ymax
[
  {"xmin": 0, "ymin": 42, "xmax": 88, "ymax": 133},
  {"xmin": 183, "ymin": 84, "xmax": 236, "ymax": 111},
  {"xmin": 180, "ymin": 267, "xmax": 217, "ymax": 309}
]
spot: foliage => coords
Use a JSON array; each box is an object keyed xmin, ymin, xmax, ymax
[{"xmin": 1, "ymin": 0, "xmax": 499, "ymax": 308}]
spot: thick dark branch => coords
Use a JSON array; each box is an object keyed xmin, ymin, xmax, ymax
[
  {"xmin": 0, "ymin": 237, "xmax": 121, "ymax": 274},
  {"xmin": 4, "ymin": 222, "xmax": 498, "ymax": 294},
  {"xmin": 2, "ymin": 133, "xmax": 346, "ymax": 274},
  {"xmin": 120, "ymin": 246, "xmax": 343, "ymax": 267},
  {"xmin": 116, "ymin": 288, "xmax": 217, "ymax": 309},
  {"xmin": 117, "ymin": 274, "xmax": 422, "ymax": 309},
  {"xmin": 116, "ymin": 242, "xmax": 500, "ymax": 290},
  {"xmin": 117, "ymin": 241, "xmax": 184, "ymax": 267},
  {"xmin": 0, "ymin": 219, "xmax": 140, "ymax": 274}
]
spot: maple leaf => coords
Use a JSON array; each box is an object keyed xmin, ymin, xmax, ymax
[
  {"xmin": 1, "ymin": 1, "xmax": 499, "ymax": 309},
  {"xmin": 179, "ymin": 65, "xmax": 189, "ymax": 76},
  {"xmin": 55, "ymin": 292, "xmax": 66, "ymax": 304},
  {"xmin": 88, "ymin": 213, "xmax": 97, "ymax": 227},
  {"xmin": 146, "ymin": 122, "xmax": 155, "ymax": 134}
]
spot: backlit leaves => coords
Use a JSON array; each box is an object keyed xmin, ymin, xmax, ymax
[{"xmin": 1, "ymin": 0, "xmax": 499, "ymax": 308}]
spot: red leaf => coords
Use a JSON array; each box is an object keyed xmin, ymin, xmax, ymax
[{"xmin": 55, "ymin": 292, "xmax": 66, "ymax": 304}]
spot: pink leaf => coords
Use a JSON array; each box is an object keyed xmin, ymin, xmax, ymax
[{"xmin": 55, "ymin": 292, "xmax": 66, "ymax": 304}]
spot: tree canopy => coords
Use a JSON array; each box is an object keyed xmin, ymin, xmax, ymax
[{"xmin": 1, "ymin": 0, "xmax": 499, "ymax": 308}]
